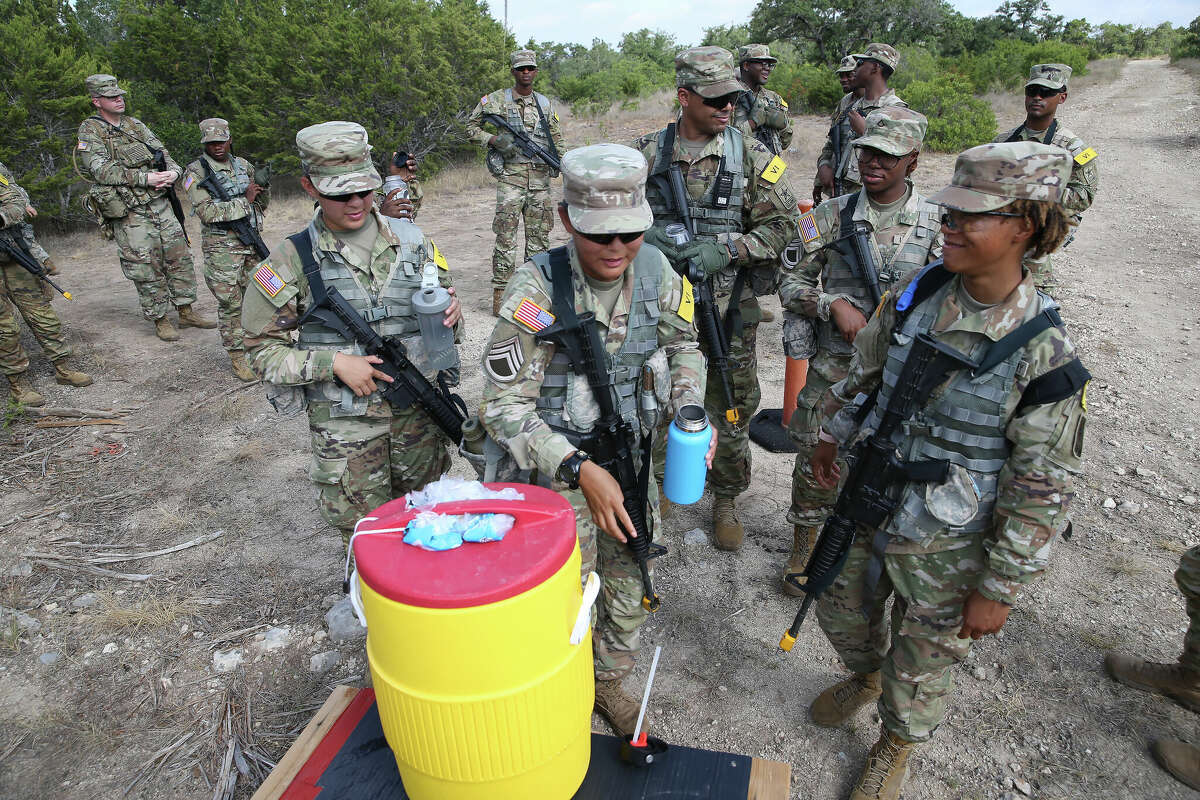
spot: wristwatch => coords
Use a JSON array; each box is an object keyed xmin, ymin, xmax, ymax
[
  {"xmin": 556, "ymin": 451, "xmax": 589, "ymax": 490},
  {"xmin": 724, "ymin": 241, "xmax": 739, "ymax": 262}
]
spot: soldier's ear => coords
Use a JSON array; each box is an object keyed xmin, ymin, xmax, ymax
[
  {"xmin": 557, "ymin": 204, "xmax": 573, "ymax": 232},
  {"xmin": 906, "ymin": 151, "xmax": 919, "ymax": 176},
  {"xmin": 299, "ymin": 175, "xmax": 319, "ymax": 200},
  {"xmin": 677, "ymin": 87, "xmax": 691, "ymax": 108}
]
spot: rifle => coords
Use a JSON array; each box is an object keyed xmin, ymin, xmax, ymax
[
  {"xmin": 832, "ymin": 199, "xmax": 883, "ymax": 310},
  {"xmin": 195, "ymin": 159, "xmax": 270, "ymax": 259},
  {"xmin": 290, "ymin": 232, "xmax": 466, "ymax": 444},
  {"xmin": 481, "ymin": 113, "xmax": 562, "ymax": 172},
  {"xmin": 828, "ymin": 114, "xmax": 844, "ymax": 198},
  {"xmin": 537, "ymin": 248, "xmax": 664, "ymax": 612},
  {"xmin": 737, "ymin": 91, "xmax": 777, "ymax": 153},
  {"xmin": 779, "ymin": 330, "xmax": 976, "ymax": 651},
  {"xmin": 665, "ymin": 164, "xmax": 740, "ymax": 425},
  {"xmin": 0, "ymin": 229, "xmax": 72, "ymax": 299},
  {"xmin": 152, "ymin": 148, "xmax": 190, "ymax": 245}
]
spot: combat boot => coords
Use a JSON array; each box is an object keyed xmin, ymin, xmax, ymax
[
  {"xmin": 1153, "ymin": 739, "xmax": 1200, "ymax": 791},
  {"xmin": 712, "ymin": 496, "xmax": 743, "ymax": 551},
  {"xmin": 42, "ymin": 258, "xmax": 60, "ymax": 275},
  {"xmin": 781, "ymin": 524, "xmax": 820, "ymax": 597},
  {"xmin": 1105, "ymin": 652, "xmax": 1200, "ymax": 713},
  {"xmin": 229, "ymin": 351, "xmax": 257, "ymax": 382},
  {"xmin": 811, "ymin": 671, "xmax": 882, "ymax": 727},
  {"xmin": 154, "ymin": 315, "xmax": 180, "ymax": 342},
  {"xmin": 176, "ymin": 304, "xmax": 217, "ymax": 329},
  {"xmin": 51, "ymin": 358, "xmax": 93, "ymax": 387},
  {"xmin": 492, "ymin": 288, "xmax": 504, "ymax": 316},
  {"xmin": 7, "ymin": 373, "xmax": 45, "ymax": 407},
  {"xmin": 849, "ymin": 727, "xmax": 917, "ymax": 800},
  {"xmin": 594, "ymin": 679, "xmax": 641, "ymax": 738}
]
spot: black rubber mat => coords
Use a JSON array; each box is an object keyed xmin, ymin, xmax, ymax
[
  {"xmin": 308, "ymin": 701, "xmax": 753, "ymax": 799},
  {"xmin": 748, "ymin": 408, "xmax": 798, "ymax": 453}
]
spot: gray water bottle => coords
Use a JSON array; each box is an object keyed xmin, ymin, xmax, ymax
[
  {"xmin": 381, "ymin": 174, "xmax": 409, "ymax": 199},
  {"xmin": 412, "ymin": 263, "xmax": 456, "ymax": 371}
]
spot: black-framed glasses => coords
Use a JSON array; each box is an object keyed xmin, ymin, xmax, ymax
[
  {"xmin": 1024, "ymin": 85, "xmax": 1063, "ymax": 98},
  {"xmin": 854, "ymin": 147, "xmax": 907, "ymax": 170},
  {"xmin": 514, "ymin": 65, "xmax": 537, "ymax": 72},
  {"xmin": 578, "ymin": 230, "xmax": 645, "ymax": 245},
  {"xmin": 319, "ymin": 188, "xmax": 373, "ymax": 203},
  {"xmin": 939, "ymin": 209, "xmax": 1023, "ymax": 231},
  {"xmin": 743, "ymin": 59, "xmax": 772, "ymax": 67},
  {"xmin": 688, "ymin": 88, "xmax": 739, "ymax": 109}
]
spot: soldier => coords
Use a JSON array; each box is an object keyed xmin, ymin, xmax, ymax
[
  {"xmin": 635, "ymin": 46, "xmax": 799, "ymax": 550},
  {"xmin": 0, "ymin": 168, "xmax": 92, "ymax": 406},
  {"xmin": 241, "ymin": 122, "xmax": 461, "ymax": 546},
  {"xmin": 379, "ymin": 152, "xmax": 422, "ymax": 222},
  {"xmin": 75, "ymin": 74, "xmax": 215, "ymax": 341},
  {"xmin": 800, "ymin": 142, "xmax": 1088, "ymax": 800},
  {"xmin": 835, "ymin": 55, "xmax": 859, "ymax": 96},
  {"xmin": 994, "ymin": 64, "xmax": 1098, "ymax": 292},
  {"xmin": 183, "ymin": 118, "xmax": 270, "ymax": 381},
  {"xmin": 465, "ymin": 49, "xmax": 566, "ymax": 315},
  {"xmin": 478, "ymin": 143, "xmax": 710, "ymax": 736},
  {"xmin": 733, "ymin": 44, "xmax": 793, "ymax": 156},
  {"xmin": 779, "ymin": 107, "xmax": 941, "ymax": 595},
  {"xmin": 813, "ymin": 44, "xmax": 908, "ymax": 205},
  {"xmin": 0, "ymin": 161, "xmax": 58, "ymax": 275}
]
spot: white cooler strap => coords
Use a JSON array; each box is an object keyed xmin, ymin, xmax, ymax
[{"xmin": 569, "ymin": 571, "xmax": 601, "ymax": 645}]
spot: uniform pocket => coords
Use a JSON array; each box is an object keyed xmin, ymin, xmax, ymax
[{"xmin": 308, "ymin": 454, "xmax": 348, "ymax": 486}]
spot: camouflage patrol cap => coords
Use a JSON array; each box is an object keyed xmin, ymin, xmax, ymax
[
  {"xmin": 738, "ymin": 44, "xmax": 777, "ymax": 64},
  {"xmin": 295, "ymin": 121, "xmax": 382, "ymax": 195},
  {"xmin": 853, "ymin": 107, "xmax": 928, "ymax": 156},
  {"xmin": 1026, "ymin": 63, "xmax": 1071, "ymax": 91},
  {"xmin": 86, "ymin": 74, "xmax": 126, "ymax": 97},
  {"xmin": 927, "ymin": 141, "xmax": 1072, "ymax": 213},
  {"xmin": 511, "ymin": 49, "xmax": 537, "ymax": 69},
  {"xmin": 675, "ymin": 46, "xmax": 743, "ymax": 98},
  {"xmin": 199, "ymin": 118, "xmax": 230, "ymax": 143},
  {"xmin": 849, "ymin": 43, "xmax": 899, "ymax": 72},
  {"xmin": 561, "ymin": 144, "xmax": 653, "ymax": 234},
  {"xmin": 835, "ymin": 55, "xmax": 858, "ymax": 74}
]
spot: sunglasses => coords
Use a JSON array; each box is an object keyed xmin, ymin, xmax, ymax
[
  {"xmin": 1024, "ymin": 85, "xmax": 1064, "ymax": 98},
  {"xmin": 855, "ymin": 147, "xmax": 909, "ymax": 170},
  {"xmin": 515, "ymin": 65, "xmax": 537, "ymax": 72},
  {"xmin": 319, "ymin": 188, "xmax": 373, "ymax": 203},
  {"xmin": 939, "ymin": 209, "xmax": 1023, "ymax": 231},
  {"xmin": 578, "ymin": 230, "xmax": 645, "ymax": 245},
  {"xmin": 688, "ymin": 88, "xmax": 739, "ymax": 109}
]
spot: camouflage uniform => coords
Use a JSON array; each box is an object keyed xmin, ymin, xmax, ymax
[
  {"xmin": 0, "ymin": 162, "xmax": 51, "ymax": 267},
  {"xmin": 634, "ymin": 47, "xmax": 798, "ymax": 515},
  {"xmin": 465, "ymin": 50, "xmax": 566, "ymax": 291},
  {"xmin": 804, "ymin": 143, "xmax": 1087, "ymax": 748},
  {"xmin": 241, "ymin": 122, "xmax": 457, "ymax": 544},
  {"xmin": 479, "ymin": 144, "xmax": 704, "ymax": 681},
  {"xmin": 733, "ymin": 45, "xmax": 793, "ymax": 155},
  {"xmin": 815, "ymin": 44, "xmax": 908, "ymax": 199},
  {"xmin": 782, "ymin": 109, "xmax": 941, "ymax": 532},
  {"xmin": 184, "ymin": 118, "xmax": 271, "ymax": 355},
  {"xmin": 994, "ymin": 65, "xmax": 1099, "ymax": 290},
  {"xmin": 75, "ymin": 74, "xmax": 199, "ymax": 322}
]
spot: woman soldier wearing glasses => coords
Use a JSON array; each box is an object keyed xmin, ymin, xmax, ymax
[
  {"xmin": 241, "ymin": 122, "xmax": 461, "ymax": 547},
  {"xmin": 478, "ymin": 144, "xmax": 713, "ymax": 739},
  {"xmin": 798, "ymin": 141, "xmax": 1089, "ymax": 800}
]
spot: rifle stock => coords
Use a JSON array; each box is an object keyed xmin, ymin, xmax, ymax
[
  {"xmin": 0, "ymin": 231, "xmax": 72, "ymax": 299},
  {"xmin": 196, "ymin": 161, "xmax": 270, "ymax": 259},
  {"xmin": 152, "ymin": 149, "xmax": 190, "ymax": 245}
]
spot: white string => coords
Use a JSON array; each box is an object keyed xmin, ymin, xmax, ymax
[{"xmin": 569, "ymin": 571, "xmax": 601, "ymax": 645}]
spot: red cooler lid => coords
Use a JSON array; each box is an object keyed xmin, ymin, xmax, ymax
[{"xmin": 353, "ymin": 483, "xmax": 577, "ymax": 609}]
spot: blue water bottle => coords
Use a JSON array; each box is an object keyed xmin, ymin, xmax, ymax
[{"xmin": 664, "ymin": 404, "xmax": 712, "ymax": 505}]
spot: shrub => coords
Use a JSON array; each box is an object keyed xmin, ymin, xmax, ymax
[
  {"xmin": 903, "ymin": 76, "xmax": 997, "ymax": 152},
  {"xmin": 768, "ymin": 61, "xmax": 844, "ymax": 113},
  {"xmin": 892, "ymin": 46, "xmax": 941, "ymax": 92}
]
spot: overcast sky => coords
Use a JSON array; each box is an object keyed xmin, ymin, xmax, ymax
[{"xmin": 486, "ymin": 0, "xmax": 1194, "ymax": 49}]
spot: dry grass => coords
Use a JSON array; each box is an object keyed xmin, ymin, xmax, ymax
[
  {"xmin": 423, "ymin": 160, "xmax": 494, "ymax": 195},
  {"xmin": 1171, "ymin": 58, "xmax": 1200, "ymax": 82},
  {"xmin": 1106, "ymin": 553, "xmax": 1150, "ymax": 579},
  {"xmin": 97, "ymin": 591, "xmax": 198, "ymax": 631},
  {"xmin": 1074, "ymin": 57, "xmax": 1127, "ymax": 91},
  {"xmin": 1076, "ymin": 627, "xmax": 1126, "ymax": 651}
]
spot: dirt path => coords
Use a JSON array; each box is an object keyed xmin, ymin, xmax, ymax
[{"xmin": 1, "ymin": 58, "xmax": 1197, "ymax": 799}]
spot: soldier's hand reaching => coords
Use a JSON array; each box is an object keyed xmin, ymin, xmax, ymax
[
  {"xmin": 815, "ymin": 164, "xmax": 834, "ymax": 201},
  {"xmin": 579, "ymin": 460, "xmax": 637, "ymax": 543},
  {"xmin": 246, "ymin": 183, "xmax": 263, "ymax": 204},
  {"xmin": 443, "ymin": 287, "xmax": 461, "ymax": 327},
  {"xmin": 381, "ymin": 192, "xmax": 415, "ymax": 220},
  {"xmin": 146, "ymin": 170, "xmax": 178, "ymax": 189},
  {"xmin": 848, "ymin": 109, "xmax": 866, "ymax": 136},
  {"xmin": 957, "ymin": 590, "xmax": 1011, "ymax": 640},
  {"xmin": 811, "ymin": 438, "xmax": 841, "ymax": 489},
  {"xmin": 389, "ymin": 152, "xmax": 417, "ymax": 181},
  {"xmin": 25, "ymin": 205, "xmax": 36, "ymax": 218},
  {"xmin": 333, "ymin": 353, "xmax": 394, "ymax": 396},
  {"xmin": 830, "ymin": 298, "xmax": 868, "ymax": 343}
]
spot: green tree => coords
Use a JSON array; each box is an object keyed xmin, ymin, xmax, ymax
[
  {"xmin": 903, "ymin": 76, "xmax": 996, "ymax": 151},
  {"xmin": 749, "ymin": 0, "xmax": 953, "ymax": 65},
  {"xmin": 1171, "ymin": 16, "xmax": 1200, "ymax": 60}
]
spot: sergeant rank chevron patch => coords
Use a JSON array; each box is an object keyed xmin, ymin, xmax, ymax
[{"xmin": 485, "ymin": 335, "xmax": 524, "ymax": 383}]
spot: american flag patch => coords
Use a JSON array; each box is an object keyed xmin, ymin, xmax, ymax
[
  {"xmin": 512, "ymin": 298, "xmax": 554, "ymax": 332},
  {"xmin": 183, "ymin": 174, "xmax": 194, "ymax": 191},
  {"xmin": 799, "ymin": 212, "xmax": 820, "ymax": 243},
  {"xmin": 253, "ymin": 263, "xmax": 285, "ymax": 297}
]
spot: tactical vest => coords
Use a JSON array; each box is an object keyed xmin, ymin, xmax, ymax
[
  {"xmin": 863, "ymin": 278, "xmax": 1058, "ymax": 543},
  {"xmin": 198, "ymin": 156, "xmax": 261, "ymax": 232},
  {"xmin": 502, "ymin": 89, "xmax": 554, "ymax": 166},
  {"xmin": 531, "ymin": 245, "xmax": 661, "ymax": 435},
  {"xmin": 296, "ymin": 216, "xmax": 430, "ymax": 417},
  {"xmin": 647, "ymin": 125, "xmax": 745, "ymax": 239},
  {"xmin": 817, "ymin": 191, "xmax": 942, "ymax": 356},
  {"xmin": 82, "ymin": 117, "xmax": 163, "ymax": 208}
]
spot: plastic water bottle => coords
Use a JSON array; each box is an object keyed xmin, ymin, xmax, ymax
[
  {"xmin": 663, "ymin": 404, "xmax": 711, "ymax": 505},
  {"xmin": 412, "ymin": 263, "xmax": 456, "ymax": 371}
]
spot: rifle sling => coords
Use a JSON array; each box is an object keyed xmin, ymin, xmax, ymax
[
  {"xmin": 1005, "ymin": 119, "xmax": 1057, "ymax": 145},
  {"xmin": 532, "ymin": 94, "xmax": 560, "ymax": 162}
]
